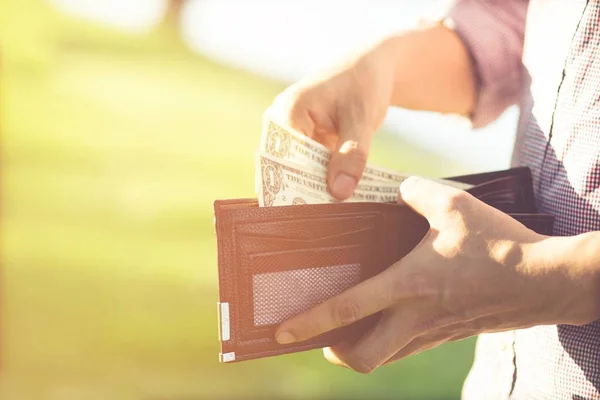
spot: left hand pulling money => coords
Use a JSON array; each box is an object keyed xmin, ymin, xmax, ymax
[{"xmin": 273, "ymin": 176, "xmax": 600, "ymax": 373}]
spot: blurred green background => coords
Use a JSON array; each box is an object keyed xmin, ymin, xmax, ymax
[{"xmin": 0, "ymin": 1, "xmax": 476, "ymax": 399}]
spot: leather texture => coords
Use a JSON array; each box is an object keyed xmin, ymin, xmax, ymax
[{"xmin": 213, "ymin": 167, "xmax": 554, "ymax": 363}]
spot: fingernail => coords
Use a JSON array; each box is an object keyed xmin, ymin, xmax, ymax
[
  {"xmin": 332, "ymin": 173, "xmax": 357, "ymax": 199},
  {"xmin": 276, "ymin": 331, "xmax": 296, "ymax": 344}
]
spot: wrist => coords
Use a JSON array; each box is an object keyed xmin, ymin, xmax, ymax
[{"xmin": 526, "ymin": 233, "xmax": 600, "ymax": 325}]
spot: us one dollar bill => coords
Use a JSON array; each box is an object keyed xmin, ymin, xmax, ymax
[
  {"xmin": 260, "ymin": 116, "xmax": 473, "ymax": 191},
  {"xmin": 257, "ymin": 152, "xmax": 398, "ymax": 207},
  {"xmin": 261, "ymin": 118, "xmax": 408, "ymax": 183},
  {"xmin": 256, "ymin": 114, "xmax": 473, "ymax": 207}
]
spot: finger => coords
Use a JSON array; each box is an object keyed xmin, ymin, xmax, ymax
[
  {"xmin": 265, "ymin": 90, "xmax": 316, "ymax": 138},
  {"xmin": 274, "ymin": 265, "xmax": 424, "ymax": 345},
  {"xmin": 399, "ymin": 176, "xmax": 469, "ymax": 222},
  {"xmin": 384, "ymin": 338, "xmax": 446, "ymax": 365},
  {"xmin": 381, "ymin": 308, "xmax": 513, "ymax": 366},
  {"xmin": 313, "ymin": 130, "xmax": 338, "ymax": 151},
  {"xmin": 327, "ymin": 120, "xmax": 373, "ymax": 200},
  {"xmin": 328, "ymin": 312, "xmax": 411, "ymax": 374},
  {"xmin": 383, "ymin": 330, "xmax": 475, "ymax": 365},
  {"xmin": 267, "ymin": 91, "xmax": 341, "ymax": 153},
  {"xmin": 323, "ymin": 345, "xmax": 350, "ymax": 369}
]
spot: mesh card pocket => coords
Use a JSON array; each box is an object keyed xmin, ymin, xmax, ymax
[
  {"xmin": 252, "ymin": 263, "xmax": 361, "ymax": 326},
  {"xmin": 238, "ymin": 243, "xmax": 380, "ymax": 340}
]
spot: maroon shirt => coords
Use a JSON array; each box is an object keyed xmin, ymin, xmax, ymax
[{"xmin": 441, "ymin": 1, "xmax": 600, "ymax": 398}]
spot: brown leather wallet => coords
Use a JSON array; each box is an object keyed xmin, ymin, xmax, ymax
[{"xmin": 213, "ymin": 167, "xmax": 554, "ymax": 363}]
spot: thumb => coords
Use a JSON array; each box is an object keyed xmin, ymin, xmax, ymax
[
  {"xmin": 399, "ymin": 176, "xmax": 464, "ymax": 220},
  {"xmin": 327, "ymin": 123, "xmax": 373, "ymax": 200}
]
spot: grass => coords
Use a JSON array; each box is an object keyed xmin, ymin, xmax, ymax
[{"xmin": 0, "ymin": 1, "xmax": 475, "ymax": 399}]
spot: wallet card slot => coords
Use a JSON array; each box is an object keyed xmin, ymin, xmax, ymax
[
  {"xmin": 236, "ymin": 214, "xmax": 380, "ymax": 254},
  {"xmin": 466, "ymin": 173, "xmax": 536, "ymax": 213},
  {"xmin": 448, "ymin": 166, "xmax": 530, "ymax": 186},
  {"xmin": 248, "ymin": 244, "xmax": 372, "ymax": 275},
  {"xmin": 237, "ymin": 227, "xmax": 376, "ymax": 254},
  {"xmin": 477, "ymin": 189, "xmax": 522, "ymax": 213},
  {"xmin": 235, "ymin": 242, "xmax": 385, "ymax": 343},
  {"xmin": 239, "ymin": 226, "xmax": 373, "ymax": 243},
  {"xmin": 236, "ymin": 214, "xmax": 378, "ymax": 241},
  {"xmin": 509, "ymin": 213, "xmax": 554, "ymax": 235},
  {"xmin": 247, "ymin": 245, "xmax": 369, "ymax": 331}
]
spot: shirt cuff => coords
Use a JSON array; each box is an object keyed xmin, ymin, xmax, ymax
[{"xmin": 442, "ymin": 0, "xmax": 527, "ymax": 128}]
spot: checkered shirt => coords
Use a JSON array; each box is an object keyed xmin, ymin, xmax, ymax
[{"xmin": 444, "ymin": 1, "xmax": 600, "ymax": 399}]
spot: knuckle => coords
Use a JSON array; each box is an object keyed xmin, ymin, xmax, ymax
[
  {"xmin": 332, "ymin": 298, "xmax": 362, "ymax": 327},
  {"xmin": 290, "ymin": 324, "xmax": 311, "ymax": 343},
  {"xmin": 392, "ymin": 271, "xmax": 432, "ymax": 301},
  {"xmin": 288, "ymin": 107, "xmax": 306, "ymax": 126},
  {"xmin": 389, "ymin": 273, "xmax": 408, "ymax": 302},
  {"xmin": 287, "ymin": 103, "xmax": 316, "ymax": 135},
  {"xmin": 268, "ymin": 87, "xmax": 313, "ymax": 130},
  {"xmin": 418, "ymin": 318, "xmax": 439, "ymax": 333},
  {"xmin": 439, "ymin": 190, "xmax": 468, "ymax": 214},
  {"xmin": 407, "ymin": 273, "xmax": 429, "ymax": 298},
  {"xmin": 387, "ymin": 277, "xmax": 403, "ymax": 303}
]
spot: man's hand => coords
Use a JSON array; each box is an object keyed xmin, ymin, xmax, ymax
[
  {"xmin": 273, "ymin": 177, "xmax": 599, "ymax": 373},
  {"xmin": 265, "ymin": 24, "xmax": 477, "ymax": 200},
  {"xmin": 265, "ymin": 44, "xmax": 394, "ymax": 200}
]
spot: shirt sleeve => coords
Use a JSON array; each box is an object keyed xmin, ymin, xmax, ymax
[{"xmin": 440, "ymin": 0, "xmax": 529, "ymax": 128}]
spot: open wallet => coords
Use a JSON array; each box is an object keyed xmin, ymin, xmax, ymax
[{"xmin": 213, "ymin": 166, "xmax": 555, "ymax": 363}]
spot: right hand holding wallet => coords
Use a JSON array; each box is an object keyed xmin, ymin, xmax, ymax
[{"xmin": 213, "ymin": 166, "xmax": 553, "ymax": 363}]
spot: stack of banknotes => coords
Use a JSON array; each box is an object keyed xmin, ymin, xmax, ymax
[{"xmin": 255, "ymin": 114, "xmax": 472, "ymax": 207}]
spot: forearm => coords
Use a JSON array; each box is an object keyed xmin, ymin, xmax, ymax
[
  {"xmin": 373, "ymin": 24, "xmax": 477, "ymax": 117},
  {"xmin": 363, "ymin": 0, "xmax": 528, "ymax": 128},
  {"xmin": 532, "ymin": 231, "xmax": 600, "ymax": 325}
]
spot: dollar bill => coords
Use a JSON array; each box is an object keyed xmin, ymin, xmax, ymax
[
  {"xmin": 257, "ymin": 152, "xmax": 398, "ymax": 207},
  {"xmin": 260, "ymin": 151, "xmax": 400, "ymax": 192},
  {"xmin": 260, "ymin": 117, "xmax": 473, "ymax": 191},
  {"xmin": 261, "ymin": 118, "xmax": 397, "ymax": 182},
  {"xmin": 260, "ymin": 118, "xmax": 329, "ymax": 171}
]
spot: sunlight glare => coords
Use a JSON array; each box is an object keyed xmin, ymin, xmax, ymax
[{"xmin": 48, "ymin": 0, "xmax": 166, "ymax": 32}]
